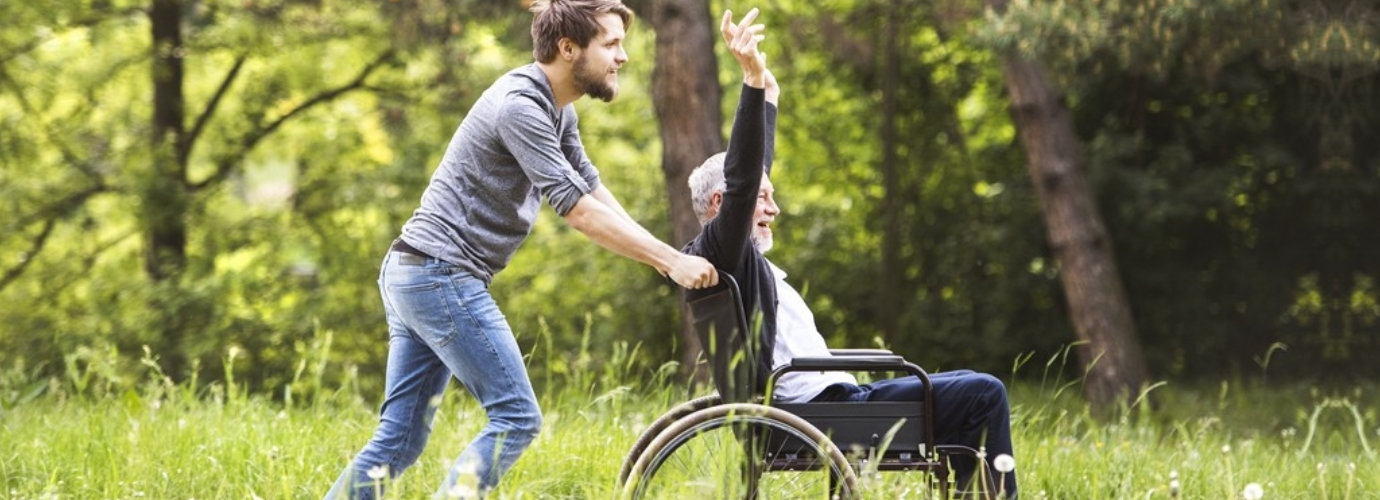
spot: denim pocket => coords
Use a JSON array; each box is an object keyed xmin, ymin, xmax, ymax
[{"xmin": 386, "ymin": 279, "xmax": 460, "ymax": 348}]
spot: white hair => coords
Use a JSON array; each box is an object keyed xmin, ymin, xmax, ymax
[{"xmin": 688, "ymin": 152, "xmax": 727, "ymax": 224}]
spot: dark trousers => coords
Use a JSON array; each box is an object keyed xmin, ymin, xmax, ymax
[{"xmin": 812, "ymin": 370, "xmax": 1017, "ymax": 497}]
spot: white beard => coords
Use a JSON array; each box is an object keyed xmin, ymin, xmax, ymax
[{"xmin": 752, "ymin": 233, "xmax": 773, "ymax": 254}]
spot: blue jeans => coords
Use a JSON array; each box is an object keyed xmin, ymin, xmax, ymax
[
  {"xmin": 326, "ymin": 252, "xmax": 542, "ymax": 499},
  {"xmin": 814, "ymin": 370, "xmax": 1016, "ymax": 498}
]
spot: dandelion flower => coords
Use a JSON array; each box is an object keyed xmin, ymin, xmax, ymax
[
  {"xmin": 993, "ymin": 454, "xmax": 1016, "ymax": 473},
  {"xmin": 1242, "ymin": 482, "xmax": 1263, "ymax": 500},
  {"xmin": 1221, "ymin": 444, "xmax": 1231, "ymax": 454},
  {"xmin": 366, "ymin": 465, "xmax": 389, "ymax": 480}
]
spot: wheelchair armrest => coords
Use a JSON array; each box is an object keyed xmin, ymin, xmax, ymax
[
  {"xmin": 786, "ymin": 355, "xmax": 907, "ymax": 371},
  {"xmin": 828, "ymin": 348, "xmax": 894, "ymax": 356},
  {"xmin": 768, "ymin": 355, "xmax": 934, "ymax": 400}
]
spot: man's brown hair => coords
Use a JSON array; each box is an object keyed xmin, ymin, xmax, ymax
[{"xmin": 529, "ymin": 0, "xmax": 634, "ymax": 63}]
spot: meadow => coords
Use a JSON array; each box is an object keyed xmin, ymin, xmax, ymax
[{"xmin": 1, "ymin": 344, "xmax": 1375, "ymax": 499}]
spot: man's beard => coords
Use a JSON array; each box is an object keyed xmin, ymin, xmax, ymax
[
  {"xmin": 752, "ymin": 231, "xmax": 773, "ymax": 253},
  {"xmin": 573, "ymin": 53, "xmax": 617, "ymax": 102}
]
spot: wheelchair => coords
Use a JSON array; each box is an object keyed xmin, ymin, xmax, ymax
[{"xmin": 619, "ymin": 272, "xmax": 989, "ymax": 499}]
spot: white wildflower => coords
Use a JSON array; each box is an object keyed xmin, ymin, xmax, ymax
[
  {"xmin": 993, "ymin": 454, "xmax": 1016, "ymax": 473},
  {"xmin": 366, "ymin": 465, "xmax": 388, "ymax": 480},
  {"xmin": 1242, "ymin": 482, "xmax": 1263, "ymax": 500}
]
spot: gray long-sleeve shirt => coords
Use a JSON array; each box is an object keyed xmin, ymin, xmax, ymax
[{"xmin": 398, "ymin": 64, "xmax": 602, "ymax": 284}]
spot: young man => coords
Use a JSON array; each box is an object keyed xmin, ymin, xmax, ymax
[
  {"xmin": 325, "ymin": 1, "xmax": 724, "ymax": 498},
  {"xmin": 684, "ymin": 11, "xmax": 1017, "ymax": 497}
]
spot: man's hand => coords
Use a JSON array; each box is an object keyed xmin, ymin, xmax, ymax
[
  {"xmin": 720, "ymin": 8, "xmax": 767, "ymax": 89},
  {"xmin": 667, "ymin": 254, "xmax": 719, "ymax": 289}
]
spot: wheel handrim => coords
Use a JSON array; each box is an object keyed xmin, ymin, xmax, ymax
[{"xmin": 631, "ymin": 409, "xmax": 855, "ymax": 500}]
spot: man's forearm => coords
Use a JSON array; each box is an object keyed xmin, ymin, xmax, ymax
[
  {"xmin": 589, "ymin": 186, "xmax": 657, "ymax": 240},
  {"xmin": 563, "ymin": 193, "xmax": 679, "ymax": 274}
]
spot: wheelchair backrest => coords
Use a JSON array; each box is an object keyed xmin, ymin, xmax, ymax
[{"xmin": 686, "ymin": 273, "xmax": 765, "ymax": 403}]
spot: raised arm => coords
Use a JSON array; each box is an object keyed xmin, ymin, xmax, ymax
[
  {"xmin": 764, "ymin": 68, "xmax": 778, "ymax": 174},
  {"xmin": 693, "ymin": 9, "xmax": 770, "ymax": 271},
  {"xmin": 725, "ymin": 10, "xmax": 777, "ymax": 174}
]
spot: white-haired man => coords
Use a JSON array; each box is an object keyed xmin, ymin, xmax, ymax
[{"xmin": 682, "ymin": 13, "xmax": 1017, "ymax": 496}]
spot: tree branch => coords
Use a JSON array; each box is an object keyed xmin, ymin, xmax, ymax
[
  {"xmin": 0, "ymin": 7, "xmax": 146, "ymax": 65},
  {"xmin": 183, "ymin": 54, "xmax": 249, "ymax": 164},
  {"xmin": 190, "ymin": 50, "xmax": 396, "ymax": 192},
  {"xmin": 0, "ymin": 218, "xmax": 56, "ymax": 293},
  {"xmin": 0, "ymin": 184, "xmax": 119, "ymax": 294},
  {"xmin": 0, "ymin": 65, "xmax": 115, "ymax": 182},
  {"xmin": 5, "ymin": 184, "xmax": 110, "ymax": 234},
  {"xmin": 36, "ymin": 230, "xmax": 139, "ymax": 305}
]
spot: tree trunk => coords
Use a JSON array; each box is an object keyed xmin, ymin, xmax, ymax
[
  {"xmin": 987, "ymin": 0, "xmax": 1149, "ymax": 410},
  {"xmin": 641, "ymin": 0, "xmax": 724, "ymax": 377},
  {"xmin": 147, "ymin": 0, "xmax": 191, "ymax": 377}
]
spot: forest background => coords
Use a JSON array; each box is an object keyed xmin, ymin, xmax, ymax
[{"xmin": 1, "ymin": 0, "xmax": 1377, "ymax": 412}]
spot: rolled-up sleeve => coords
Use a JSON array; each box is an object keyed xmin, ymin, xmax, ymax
[
  {"xmin": 496, "ymin": 93, "xmax": 594, "ymax": 216},
  {"xmin": 559, "ymin": 108, "xmax": 603, "ymax": 193}
]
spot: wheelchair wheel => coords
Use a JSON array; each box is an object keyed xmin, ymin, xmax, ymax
[
  {"xmin": 619, "ymin": 394, "xmax": 724, "ymax": 485},
  {"xmin": 622, "ymin": 403, "xmax": 858, "ymax": 500}
]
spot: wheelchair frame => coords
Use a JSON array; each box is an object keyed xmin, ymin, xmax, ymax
[{"xmin": 619, "ymin": 272, "xmax": 989, "ymax": 499}]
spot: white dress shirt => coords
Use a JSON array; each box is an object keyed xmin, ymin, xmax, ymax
[{"xmin": 768, "ymin": 261, "xmax": 858, "ymax": 403}]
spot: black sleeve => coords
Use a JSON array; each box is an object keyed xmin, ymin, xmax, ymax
[
  {"xmin": 691, "ymin": 84, "xmax": 766, "ymax": 273},
  {"xmin": 764, "ymin": 102, "xmax": 777, "ymax": 175}
]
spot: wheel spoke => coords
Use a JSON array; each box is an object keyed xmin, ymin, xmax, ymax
[{"xmin": 628, "ymin": 404, "xmax": 857, "ymax": 500}]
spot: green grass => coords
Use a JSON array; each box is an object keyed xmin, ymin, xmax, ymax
[{"xmin": 1, "ymin": 348, "xmax": 1376, "ymax": 499}]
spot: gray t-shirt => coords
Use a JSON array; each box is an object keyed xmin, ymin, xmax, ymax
[{"xmin": 399, "ymin": 64, "xmax": 602, "ymax": 284}]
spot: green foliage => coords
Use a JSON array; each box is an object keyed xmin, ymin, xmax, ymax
[
  {"xmin": 2, "ymin": 0, "xmax": 1377, "ymax": 402},
  {"xmin": 977, "ymin": 0, "xmax": 1380, "ymax": 379}
]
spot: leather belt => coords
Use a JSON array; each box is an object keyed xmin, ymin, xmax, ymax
[{"xmin": 390, "ymin": 239, "xmax": 432, "ymax": 266}]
